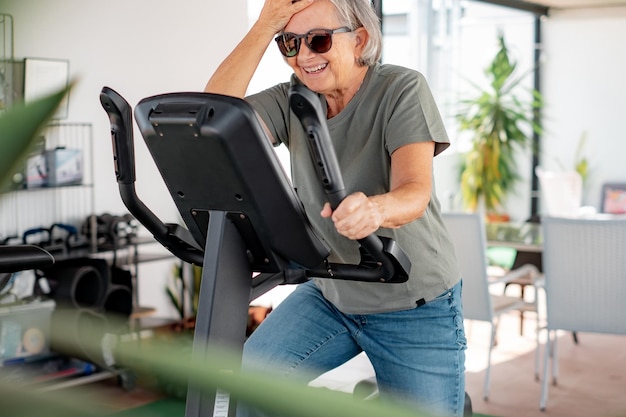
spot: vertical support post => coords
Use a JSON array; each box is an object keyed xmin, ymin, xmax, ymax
[
  {"xmin": 371, "ymin": 0, "xmax": 382, "ymax": 29},
  {"xmin": 530, "ymin": 15, "xmax": 543, "ymax": 219},
  {"xmin": 185, "ymin": 211, "xmax": 253, "ymax": 417}
]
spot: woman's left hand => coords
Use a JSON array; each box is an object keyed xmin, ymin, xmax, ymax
[
  {"xmin": 320, "ymin": 142, "xmax": 436, "ymax": 241},
  {"xmin": 320, "ymin": 192, "xmax": 386, "ymax": 240}
]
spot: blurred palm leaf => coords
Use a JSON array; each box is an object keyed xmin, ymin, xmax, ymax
[
  {"xmin": 114, "ymin": 340, "xmax": 426, "ymax": 417},
  {"xmin": 2, "ymin": 306, "xmax": 431, "ymax": 417},
  {"xmin": 0, "ymin": 84, "xmax": 72, "ymax": 189}
]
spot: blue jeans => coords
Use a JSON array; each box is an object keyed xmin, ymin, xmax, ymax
[{"xmin": 238, "ymin": 280, "xmax": 466, "ymax": 417}]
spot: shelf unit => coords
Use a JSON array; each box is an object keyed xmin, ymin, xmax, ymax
[
  {"xmin": 0, "ymin": 122, "xmax": 95, "ymax": 248},
  {"xmin": 0, "ymin": 122, "xmax": 182, "ymax": 391}
]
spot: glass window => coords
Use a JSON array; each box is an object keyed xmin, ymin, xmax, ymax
[
  {"xmin": 382, "ymin": 0, "xmax": 537, "ymax": 152},
  {"xmin": 245, "ymin": 0, "xmax": 537, "ymax": 153}
]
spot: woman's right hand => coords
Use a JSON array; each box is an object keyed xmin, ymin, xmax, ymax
[
  {"xmin": 257, "ymin": 0, "xmax": 314, "ymax": 34},
  {"xmin": 204, "ymin": 0, "xmax": 313, "ymax": 97}
]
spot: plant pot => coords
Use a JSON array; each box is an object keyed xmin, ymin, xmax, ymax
[{"xmin": 485, "ymin": 212, "xmax": 511, "ymax": 223}]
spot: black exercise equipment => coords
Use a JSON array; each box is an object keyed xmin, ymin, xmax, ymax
[
  {"xmin": 100, "ymin": 86, "xmax": 410, "ymax": 417},
  {"xmin": 289, "ymin": 85, "xmax": 410, "ymax": 283},
  {"xmin": 20, "ymin": 223, "xmax": 89, "ymax": 254},
  {"xmin": 0, "ymin": 244, "xmax": 54, "ymax": 301},
  {"xmin": 43, "ymin": 258, "xmax": 110, "ymax": 310},
  {"xmin": 0, "ymin": 245, "xmax": 55, "ymax": 275},
  {"xmin": 81, "ymin": 213, "xmax": 138, "ymax": 250}
]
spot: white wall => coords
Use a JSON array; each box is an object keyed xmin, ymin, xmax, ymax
[
  {"xmin": 2, "ymin": 0, "xmax": 248, "ymax": 218},
  {"xmin": 540, "ymin": 6, "xmax": 626, "ymax": 207}
]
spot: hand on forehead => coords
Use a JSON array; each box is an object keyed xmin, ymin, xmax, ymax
[{"xmin": 285, "ymin": 0, "xmax": 340, "ymax": 33}]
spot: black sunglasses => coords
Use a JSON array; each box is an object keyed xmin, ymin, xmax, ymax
[{"xmin": 274, "ymin": 27, "xmax": 352, "ymax": 57}]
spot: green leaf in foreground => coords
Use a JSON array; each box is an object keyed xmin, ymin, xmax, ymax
[
  {"xmin": 45, "ymin": 314, "xmax": 433, "ymax": 417},
  {"xmin": 0, "ymin": 84, "xmax": 73, "ymax": 189}
]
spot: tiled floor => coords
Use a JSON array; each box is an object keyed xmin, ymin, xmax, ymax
[
  {"xmin": 463, "ymin": 314, "xmax": 626, "ymax": 417},
  {"xmin": 310, "ymin": 310, "xmax": 626, "ymax": 417}
]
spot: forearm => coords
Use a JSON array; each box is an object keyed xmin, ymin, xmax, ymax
[
  {"xmin": 204, "ymin": 22, "xmax": 277, "ymax": 97},
  {"xmin": 204, "ymin": 0, "xmax": 313, "ymax": 97},
  {"xmin": 322, "ymin": 142, "xmax": 434, "ymax": 240},
  {"xmin": 370, "ymin": 181, "xmax": 431, "ymax": 229},
  {"xmin": 370, "ymin": 142, "xmax": 433, "ymax": 228},
  {"xmin": 323, "ymin": 183, "xmax": 431, "ymax": 241}
]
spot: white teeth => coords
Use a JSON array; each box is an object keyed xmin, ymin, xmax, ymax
[{"xmin": 304, "ymin": 63, "xmax": 327, "ymax": 73}]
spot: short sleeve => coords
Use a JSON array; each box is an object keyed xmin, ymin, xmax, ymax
[
  {"xmin": 246, "ymin": 81, "xmax": 293, "ymax": 147},
  {"xmin": 384, "ymin": 71, "xmax": 450, "ymax": 157}
]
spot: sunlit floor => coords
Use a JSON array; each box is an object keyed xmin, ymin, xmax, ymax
[
  {"xmin": 310, "ymin": 310, "xmax": 626, "ymax": 417},
  {"xmin": 464, "ymin": 314, "xmax": 626, "ymax": 417}
]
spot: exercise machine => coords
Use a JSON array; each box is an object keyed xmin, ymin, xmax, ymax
[
  {"xmin": 99, "ymin": 85, "xmax": 411, "ymax": 417},
  {"xmin": 0, "ymin": 245, "xmax": 54, "ymax": 275}
]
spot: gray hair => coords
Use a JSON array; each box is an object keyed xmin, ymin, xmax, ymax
[{"xmin": 329, "ymin": 0, "xmax": 382, "ymax": 66}]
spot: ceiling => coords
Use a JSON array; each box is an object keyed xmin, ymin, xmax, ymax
[
  {"xmin": 477, "ymin": 0, "xmax": 626, "ymax": 15},
  {"xmin": 520, "ymin": 0, "xmax": 626, "ymax": 9}
]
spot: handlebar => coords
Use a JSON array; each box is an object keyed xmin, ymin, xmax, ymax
[
  {"xmin": 0, "ymin": 245, "xmax": 55, "ymax": 273},
  {"xmin": 99, "ymin": 86, "xmax": 408, "ymax": 283},
  {"xmin": 288, "ymin": 84, "xmax": 410, "ymax": 283},
  {"xmin": 99, "ymin": 87, "xmax": 204, "ymax": 265}
]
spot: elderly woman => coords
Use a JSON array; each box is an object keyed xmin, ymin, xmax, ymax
[{"xmin": 205, "ymin": 0, "xmax": 466, "ymax": 416}]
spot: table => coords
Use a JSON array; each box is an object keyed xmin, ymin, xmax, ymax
[
  {"xmin": 486, "ymin": 214, "xmax": 626, "ymax": 255},
  {"xmin": 486, "ymin": 221, "xmax": 542, "ymax": 253},
  {"xmin": 486, "ymin": 221, "xmax": 543, "ymax": 271}
]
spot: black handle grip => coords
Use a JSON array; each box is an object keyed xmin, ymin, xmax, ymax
[
  {"xmin": 288, "ymin": 85, "xmax": 394, "ymax": 281},
  {"xmin": 22, "ymin": 227, "xmax": 50, "ymax": 244},
  {"xmin": 100, "ymin": 86, "xmax": 136, "ymax": 185},
  {"xmin": 0, "ymin": 245, "xmax": 55, "ymax": 273},
  {"xmin": 50, "ymin": 223, "xmax": 78, "ymax": 236},
  {"xmin": 99, "ymin": 87, "xmax": 204, "ymax": 266},
  {"xmin": 288, "ymin": 85, "xmax": 346, "ymax": 208}
]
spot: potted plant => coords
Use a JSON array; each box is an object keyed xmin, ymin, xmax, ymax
[{"xmin": 456, "ymin": 34, "xmax": 543, "ymax": 221}]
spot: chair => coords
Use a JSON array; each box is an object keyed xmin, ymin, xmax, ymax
[
  {"xmin": 502, "ymin": 253, "xmax": 542, "ymax": 336},
  {"xmin": 442, "ymin": 212, "xmax": 542, "ymax": 401},
  {"xmin": 539, "ymin": 216, "xmax": 626, "ymax": 411},
  {"xmin": 489, "ymin": 221, "xmax": 543, "ymax": 337}
]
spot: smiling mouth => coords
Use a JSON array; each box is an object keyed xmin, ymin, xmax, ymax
[{"xmin": 303, "ymin": 63, "xmax": 328, "ymax": 74}]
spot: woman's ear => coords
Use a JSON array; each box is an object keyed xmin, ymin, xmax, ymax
[{"xmin": 353, "ymin": 27, "xmax": 369, "ymax": 58}]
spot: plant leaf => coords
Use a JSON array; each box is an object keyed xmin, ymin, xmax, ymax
[
  {"xmin": 44, "ymin": 314, "xmax": 430, "ymax": 417},
  {"xmin": 0, "ymin": 83, "xmax": 73, "ymax": 190}
]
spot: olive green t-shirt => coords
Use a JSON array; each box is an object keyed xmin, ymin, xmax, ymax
[{"xmin": 247, "ymin": 63, "xmax": 460, "ymax": 314}]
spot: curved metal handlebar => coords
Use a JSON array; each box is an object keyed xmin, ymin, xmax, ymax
[
  {"xmin": 0, "ymin": 245, "xmax": 55, "ymax": 273},
  {"xmin": 99, "ymin": 87, "xmax": 204, "ymax": 265},
  {"xmin": 288, "ymin": 84, "xmax": 410, "ymax": 283}
]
